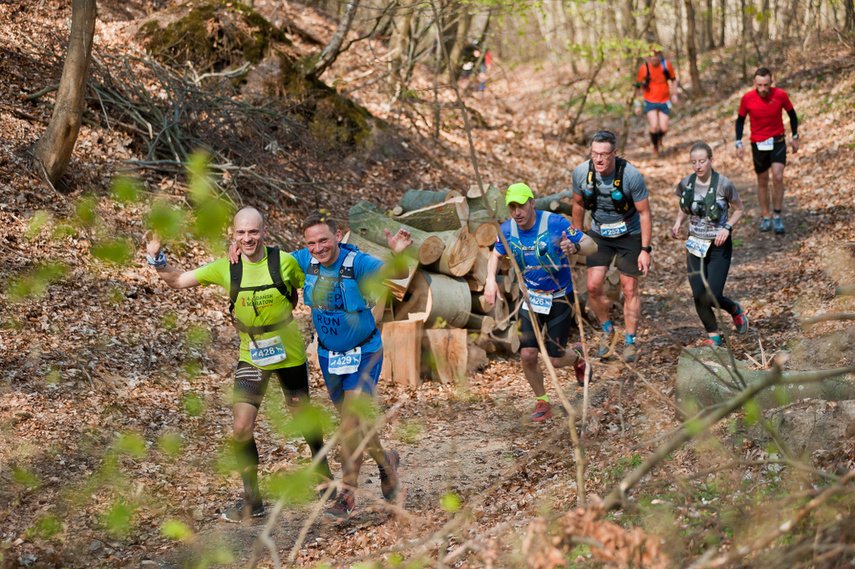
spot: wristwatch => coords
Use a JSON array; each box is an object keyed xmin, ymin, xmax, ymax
[
  {"xmin": 792, "ymin": 133, "xmax": 799, "ymax": 139},
  {"xmin": 641, "ymin": 246, "xmax": 652, "ymax": 253},
  {"xmin": 723, "ymin": 224, "xmax": 733, "ymax": 233},
  {"xmin": 735, "ymin": 140, "xmax": 743, "ymax": 148}
]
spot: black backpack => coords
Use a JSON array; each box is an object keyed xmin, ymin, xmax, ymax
[
  {"xmin": 642, "ymin": 57, "xmax": 672, "ymax": 87},
  {"xmin": 228, "ymin": 247, "xmax": 297, "ymax": 335},
  {"xmin": 582, "ymin": 157, "xmax": 635, "ymax": 217}
]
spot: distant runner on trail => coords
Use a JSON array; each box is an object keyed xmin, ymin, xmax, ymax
[
  {"xmin": 230, "ymin": 212, "xmax": 411, "ymax": 518},
  {"xmin": 671, "ymin": 142, "xmax": 749, "ymax": 346},
  {"xmin": 484, "ymin": 183, "xmax": 597, "ymax": 422},
  {"xmin": 735, "ymin": 67, "xmax": 800, "ymax": 234},
  {"xmin": 634, "ymin": 49, "xmax": 678, "ymax": 154},
  {"xmin": 572, "ymin": 130, "xmax": 652, "ymax": 363},
  {"xmin": 144, "ymin": 206, "xmax": 333, "ymax": 523}
]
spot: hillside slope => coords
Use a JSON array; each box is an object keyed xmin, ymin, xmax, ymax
[{"xmin": 2, "ymin": 0, "xmax": 855, "ymax": 566}]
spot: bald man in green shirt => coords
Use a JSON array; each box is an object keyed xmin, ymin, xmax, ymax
[{"xmin": 145, "ymin": 206, "xmax": 332, "ymax": 522}]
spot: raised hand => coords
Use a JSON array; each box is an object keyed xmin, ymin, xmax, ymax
[{"xmin": 385, "ymin": 228, "xmax": 413, "ymax": 254}]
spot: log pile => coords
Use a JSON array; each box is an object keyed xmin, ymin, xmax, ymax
[{"xmin": 345, "ymin": 186, "xmax": 593, "ymax": 387}]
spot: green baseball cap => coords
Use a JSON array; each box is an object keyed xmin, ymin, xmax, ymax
[{"xmin": 505, "ymin": 183, "xmax": 534, "ymax": 205}]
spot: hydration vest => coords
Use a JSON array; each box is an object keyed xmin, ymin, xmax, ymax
[
  {"xmin": 679, "ymin": 172, "xmax": 724, "ymax": 222},
  {"xmin": 302, "ymin": 245, "xmax": 372, "ymax": 312},
  {"xmin": 640, "ymin": 57, "xmax": 672, "ymax": 88},
  {"xmin": 582, "ymin": 158, "xmax": 634, "ymax": 220},
  {"xmin": 228, "ymin": 247, "xmax": 295, "ymax": 335},
  {"xmin": 507, "ymin": 212, "xmax": 564, "ymax": 275}
]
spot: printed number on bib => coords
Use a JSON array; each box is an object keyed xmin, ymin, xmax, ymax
[
  {"xmin": 249, "ymin": 336, "xmax": 287, "ymax": 366},
  {"xmin": 686, "ymin": 236, "xmax": 712, "ymax": 258},
  {"xmin": 600, "ymin": 221, "xmax": 628, "ymax": 238},
  {"xmin": 523, "ymin": 291, "xmax": 553, "ymax": 315},
  {"xmin": 756, "ymin": 137, "xmax": 775, "ymax": 151},
  {"xmin": 328, "ymin": 347, "xmax": 362, "ymax": 375}
]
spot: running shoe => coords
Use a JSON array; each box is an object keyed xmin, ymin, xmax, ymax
[
  {"xmin": 773, "ymin": 216, "xmax": 786, "ymax": 234},
  {"xmin": 596, "ymin": 329, "xmax": 616, "ymax": 358},
  {"xmin": 379, "ymin": 450, "xmax": 400, "ymax": 502},
  {"xmin": 221, "ymin": 499, "xmax": 265, "ymax": 522},
  {"xmin": 621, "ymin": 343, "xmax": 638, "ymax": 363},
  {"xmin": 732, "ymin": 303, "xmax": 749, "ymax": 334},
  {"xmin": 324, "ymin": 491, "xmax": 356, "ymax": 519},
  {"xmin": 702, "ymin": 338, "xmax": 723, "ymax": 347},
  {"xmin": 570, "ymin": 343, "xmax": 587, "ymax": 386},
  {"xmin": 531, "ymin": 400, "xmax": 552, "ymax": 421},
  {"xmin": 759, "ymin": 217, "xmax": 772, "ymax": 232}
]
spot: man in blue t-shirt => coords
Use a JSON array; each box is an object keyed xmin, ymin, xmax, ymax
[
  {"xmin": 572, "ymin": 130, "xmax": 652, "ymax": 364},
  {"xmin": 485, "ymin": 183, "xmax": 597, "ymax": 422},
  {"xmin": 292, "ymin": 211, "xmax": 412, "ymax": 518}
]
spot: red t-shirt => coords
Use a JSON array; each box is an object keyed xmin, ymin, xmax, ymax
[
  {"xmin": 636, "ymin": 59, "xmax": 675, "ymax": 104},
  {"xmin": 737, "ymin": 87, "xmax": 794, "ymax": 142}
]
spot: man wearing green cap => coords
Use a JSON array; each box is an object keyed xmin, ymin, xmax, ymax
[
  {"xmin": 484, "ymin": 183, "xmax": 598, "ymax": 421},
  {"xmin": 571, "ymin": 130, "xmax": 652, "ymax": 363}
]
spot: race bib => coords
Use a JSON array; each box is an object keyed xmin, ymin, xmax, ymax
[
  {"xmin": 756, "ymin": 137, "xmax": 775, "ymax": 151},
  {"xmin": 522, "ymin": 290, "xmax": 553, "ymax": 315},
  {"xmin": 686, "ymin": 236, "xmax": 712, "ymax": 258},
  {"xmin": 600, "ymin": 221, "xmax": 628, "ymax": 238},
  {"xmin": 249, "ymin": 336, "xmax": 287, "ymax": 367},
  {"xmin": 328, "ymin": 346, "xmax": 361, "ymax": 375}
]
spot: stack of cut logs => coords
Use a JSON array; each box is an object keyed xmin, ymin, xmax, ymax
[{"xmin": 342, "ymin": 185, "xmax": 622, "ymax": 387}]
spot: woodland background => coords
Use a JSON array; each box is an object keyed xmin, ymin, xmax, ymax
[{"xmin": 1, "ymin": 0, "xmax": 855, "ymax": 566}]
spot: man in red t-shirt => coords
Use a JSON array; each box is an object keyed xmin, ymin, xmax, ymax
[
  {"xmin": 634, "ymin": 49, "xmax": 678, "ymax": 154},
  {"xmin": 736, "ymin": 67, "xmax": 800, "ymax": 234}
]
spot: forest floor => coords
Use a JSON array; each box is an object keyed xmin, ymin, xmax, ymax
[{"xmin": 2, "ymin": 0, "xmax": 855, "ymax": 567}]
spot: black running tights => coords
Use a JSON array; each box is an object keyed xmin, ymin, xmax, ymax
[{"xmin": 687, "ymin": 238, "xmax": 737, "ymax": 333}]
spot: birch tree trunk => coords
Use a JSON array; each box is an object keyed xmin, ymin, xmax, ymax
[
  {"xmin": 309, "ymin": 0, "xmax": 362, "ymax": 77},
  {"xmin": 31, "ymin": 0, "xmax": 96, "ymax": 187}
]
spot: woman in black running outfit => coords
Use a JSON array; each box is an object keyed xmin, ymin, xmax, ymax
[{"xmin": 671, "ymin": 142, "xmax": 749, "ymax": 346}]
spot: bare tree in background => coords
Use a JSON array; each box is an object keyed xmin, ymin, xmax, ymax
[
  {"xmin": 31, "ymin": 0, "xmax": 96, "ymax": 187},
  {"xmin": 308, "ymin": 0, "xmax": 362, "ymax": 77}
]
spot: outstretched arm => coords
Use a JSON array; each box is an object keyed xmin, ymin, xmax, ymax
[{"xmin": 144, "ymin": 232, "xmax": 201, "ymax": 289}]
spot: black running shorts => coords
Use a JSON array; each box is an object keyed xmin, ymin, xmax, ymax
[
  {"xmin": 518, "ymin": 294, "xmax": 575, "ymax": 358},
  {"xmin": 586, "ymin": 231, "xmax": 644, "ymax": 277},
  {"xmin": 751, "ymin": 137, "xmax": 787, "ymax": 173},
  {"xmin": 234, "ymin": 361, "xmax": 310, "ymax": 408}
]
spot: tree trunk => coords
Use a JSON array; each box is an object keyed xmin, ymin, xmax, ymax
[
  {"xmin": 309, "ymin": 0, "xmax": 361, "ymax": 77},
  {"xmin": 534, "ymin": 191, "xmax": 575, "ymax": 217},
  {"xmin": 349, "ymin": 200, "xmax": 445, "ymax": 264},
  {"xmin": 675, "ymin": 347, "xmax": 855, "ymax": 415},
  {"xmin": 426, "ymin": 226, "xmax": 479, "ymax": 277},
  {"xmin": 342, "ymin": 232, "xmax": 418, "ymax": 300},
  {"xmin": 704, "ymin": 0, "xmax": 716, "ymax": 48},
  {"xmin": 719, "ymin": 0, "xmax": 726, "ymax": 46},
  {"xmin": 393, "ymin": 196, "xmax": 469, "ymax": 231},
  {"xmin": 447, "ymin": 7, "xmax": 472, "ymax": 72},
  {"xmin": 394, "ymin": 270, "xmax": 472, "ymax": 327},
  {"xmin": 683, "ymin": 0, "xmax": 703, "ymax": 96},
  {"xmin": 379, "ymin": 319, "xmax": 424, "ymax": 387},
  {"xmin": 463, "ymin": 246, "xmax": 490, "ymax": 291},
  {"xmin": 393, "ymin": 188, "xmax": 462, "ymax": 214},
  {"xmin": 424, "ymin": 328, "xmax": 469, "ymax": 384},
  {"xmin": 466, "ymin": 184, "xmax": 509, "ymax": 220},
  {"xmin": 31, "ymin": 0, "xmax": 96, "ymax": 186},
  {"xmin": 468, "ymin": 209, "xmax": 499, "ymax": 248},
  {"xmin": 388, "ymin": 0, "xmax": 417, "ymax": 93}
]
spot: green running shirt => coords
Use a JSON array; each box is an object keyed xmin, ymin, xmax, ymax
[{"xmin": 193, "ymin": 250, "xmax": 307, "ymax": 369}]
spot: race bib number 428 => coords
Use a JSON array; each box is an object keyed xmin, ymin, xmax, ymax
[{"xmin": 249, "ymin": 336, "xmax": 287, "ymax": 366}]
